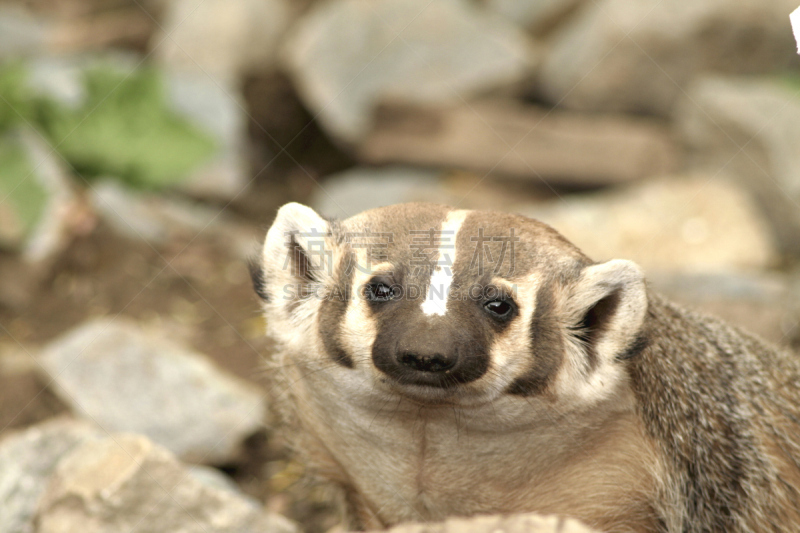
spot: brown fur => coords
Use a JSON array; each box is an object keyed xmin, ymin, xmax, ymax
[{"xmin": 629, "ymin": 295, "xmax": 800, "ymax": 532}]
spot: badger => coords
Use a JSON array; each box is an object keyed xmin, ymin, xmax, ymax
[{"xmin": 251, "ymin": 202, "xmax": 800, "ymax": 533}]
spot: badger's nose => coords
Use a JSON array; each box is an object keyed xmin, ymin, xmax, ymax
[{"xmin": 397, "ymin": 351, "xmax": 457, "ymax": 373}]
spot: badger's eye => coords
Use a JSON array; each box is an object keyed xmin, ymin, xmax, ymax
[
  {"xmin": 366, "ymin": 283, "xmax": 395, "ymax": 302},
  {"xmin": 484, "ymin": 299, "xmax": 513, "ymax": 318}
]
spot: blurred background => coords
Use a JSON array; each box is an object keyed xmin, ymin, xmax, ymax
[{"xmin": 1, "ymin": 0, "xmax": 800, "ymax": 532}]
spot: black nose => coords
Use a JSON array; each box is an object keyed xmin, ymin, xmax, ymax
[{"xmin": 397, "ymin": 351, "xmax": 457, "ymax": 373}]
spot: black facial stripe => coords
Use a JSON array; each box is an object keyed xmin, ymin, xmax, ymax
[
  {"xmin": 616, "ymin": 331, "xmax": 650, "ymax": 361},
  {"xmin": 318, "ymin": 251, "xmax": 355, "ymax": 368},
  {"xmin": 288, "ymin": 231, "xmax": 319, "ymax": 283},
  {"xmin": 248, "ymin": 255, "xmax": 269, "ymax": 302},
  {"xmin": 507, "ymin": 281, "xmax": 564, "ymax": 396},
  {"xmin": 282, "ymin": 232, "xmax": 322, "ymax": 314},
  {"xmin": 570, "ymin": 289, "xmax": 621, "ymax": 371}
]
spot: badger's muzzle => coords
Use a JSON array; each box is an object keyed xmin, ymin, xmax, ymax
[
  {"xmin": 372, "ymin": 319, "xmax": 489, "ymax": 389},
  {"xmin": 397, "ymin": 350, "xmax": 457, "ymax": 373}
]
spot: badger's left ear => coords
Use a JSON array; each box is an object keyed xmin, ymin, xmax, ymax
[
  {"xmin": 256, "ymin": 203, "xmax": 342, "ymax": 304},
  {"xmin": 564, "ymin": 259, "xmax": 648, "ymax": 369}
]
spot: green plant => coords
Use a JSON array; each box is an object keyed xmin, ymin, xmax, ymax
[
  {"xmin": 0, "ymin": 140, "xmax": 47, "ymax": 240},
  {"xmin": 0, "ymin": 61, "xmax": 217, "ymax": 190}
]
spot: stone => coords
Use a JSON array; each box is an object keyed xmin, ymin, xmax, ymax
[
  {"xmin": 485, "ymin": 0, "xmax": 585, "ymax": 35},
  {"xmin": 519, "ymin": 175, "xmax": 777, "ymax": 274},
  {"xmin": 0, "ymin": 7, "xmax": 48, "ymax": 58},
  {"xmin": 37, "ymin": 318, "xmax": 266, "ymax": 464},
  {"xmin": 649, "ymin": 272, "xmax": 800, "ymax": 347},
  {"xmin": 35, "ymin": 434, "xmax": 299, "ymax": 533},
  {"xmin": 359, "ymin": 100, "xmax": 677, "ymax": 186},
  {"xmin": 676, "ymin": 76, "xmax": 800, "ymax": 258},
  {"xmin": 310, "ymin": 167, "xmax": 457, "ymax": 219},
  {"xmin": 153, "ymin": 0, "xmax": 293, "ymax": 82},
  {"xmin": 538, "ymin": 0, "xmax": 800, "ymax": 116},
  {"xmin": 90, "ymin": 180, "xmax": 198, "ymax": 246},
  {"xmin": 283, "ymin": 0, "xmax": 536, "ymax": 144},
  {"xmin": 0, "ymin": 6, "xmax": 152, "ymax": 57},
  {"xmin": 0, "ymin": 128, "xmax": 86, "ymax": 264},
  {"xmin": 25, "ymin": 55, "xmax": 249, "ymax": 201},
  {"xmin": 374, "ymin": 512, "xmax": 599, "ymax": 533},
  {"xmin": 89, "ymin": 180, "xmax": 259, "ymax": 258},
  {"xmin": 0, "ymin": 418, "xmax": 103, "ymax": 533},
  {"xmin": 163, "ymin": 71, "xmax": 250, "ymax": 201}
]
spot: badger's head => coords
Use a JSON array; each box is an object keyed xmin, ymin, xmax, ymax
[{"xmin": 253, "ymin": 202, "xmax": 647, "ymax": 408}]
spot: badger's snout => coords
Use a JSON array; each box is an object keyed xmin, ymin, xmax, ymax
[
  {"xmin": 397, "ymin": 350, "xmax": 457, "ymax": 373},
  {"xmin": 372, "ymin": 320, "xmax": 489, "ymax": 389}
]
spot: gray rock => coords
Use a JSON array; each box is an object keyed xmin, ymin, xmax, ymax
[
  {"xmin": 35, "ymin": 434, "xmax": 299, "ymax": 533},
  {"xmin": 27, "ymin": 52, "xmax": 145, "ymax": 104},
  {"xmin": 485, "ymin": 0, "xmax": 585, "ymax": 35},
  {"xmin": 283, "ymin": 0, "xmax": 536, "ymax": 144},
  {"xmin": 519, "ymin": 175, "xmax": 777, "ymax": 274},
  {"xmin": 164, "ymin": 71, "xmax": 250, "ymax": 201},
  {"xmin": 0, "ymin": 7, "xmax": 47, "ymax": 58},
  {"xmin": 539, "ymin": 0, "xmax": 800, "ymax": 115},
  {"xmin": 675, "ymin": 76, "xmax": 800, "ymax": 258},
  {"xmin": 0, "ymin": 129, "xmax": 84, "ymax": 264},
  {"xmin": 649, "ymin": 272, "xmax": 800, "ymax": 347},
  {"xmin": 153, "ymin": 0, "xmax": 293, "ymax": 82},
  {"xmin": 89, "ymin": 180, "xmax": 259, "ymax": 258},
  {"xmin": 310, "ymin": 167, "xmax": 456, "ymax": 219},
  {"xmin": 90, "ymin": 180, "xmax": 202, "ymax": 246},
  {"xmin": 0, "ymin": 418, "xmax": 103, "ymax": 533},
  {"xmin": 374, "ymin": 512, "xmax": 599, "ymax": 533},
  {"xmin": 359, "ymin": 100, "xmax": 677, "ymax": 186},
  {"xmin": 27, "ymin": 56, "xmax": 89, "ymax": 109},
  {"xmin": 37, "ymin": 318, "xmax": 266, "ymax": 465}
]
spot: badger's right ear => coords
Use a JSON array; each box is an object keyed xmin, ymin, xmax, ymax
[
  {"xmin": 257, "ymin": 203, "xmax": 339, "ymax": 304},
  {"xmin": 564, "ymin": 259, "xmax": 648, "ymax": 370}
]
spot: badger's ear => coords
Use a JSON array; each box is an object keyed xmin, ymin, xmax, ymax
[
  {"xmin": 565, "ymin": 259, "xmax": 648, "ymax": 369},
  {"xmin": 258, "ymin": 203, "xmax": 339, "ymax": 303}
]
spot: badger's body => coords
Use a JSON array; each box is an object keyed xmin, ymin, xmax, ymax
[{"xmin": 253, "ymin": 203, "xmax": 800, "ymax": 533}]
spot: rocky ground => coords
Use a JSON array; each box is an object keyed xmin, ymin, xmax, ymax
[{"xmin": 1, "ymin": 0, "xmax": 800, "ymax": 532}]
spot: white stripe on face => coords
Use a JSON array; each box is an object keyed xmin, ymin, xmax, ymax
[{"xmin": 421, "ymin": 210, "xmax": 468, "ymax": 316}]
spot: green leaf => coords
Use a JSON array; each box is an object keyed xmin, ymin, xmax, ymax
[
  {"xmin": 0, "ymin": 62, "xmax": 39, "ymax": 133},
  {"xmin": 0, "ymin": 140, "xmax": 47, "ymax": 243},
  {"xmin": 44, "ymin": 66, "xmax": 217, "ymax": 189},
  {"xmin": 1, "ymin": 61, "xmax": 218, "ymax": 191}
]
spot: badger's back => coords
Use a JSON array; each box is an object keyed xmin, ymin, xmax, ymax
[{"xmin": 630, "ymin": 294, "xmax": 800, "ymax": 532}]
